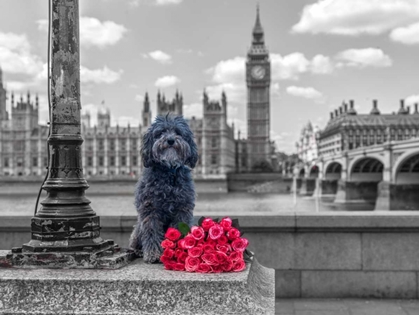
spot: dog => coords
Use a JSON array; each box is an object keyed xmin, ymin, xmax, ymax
[{"xmin": 129, "ymin": 114, "xmax": 198, "ymax": 263}]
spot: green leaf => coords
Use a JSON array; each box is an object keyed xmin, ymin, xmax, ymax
[
  {"xmin": 178, "ymin": 222, "xmax": 190, "ymax": 237},
  {"xmin": 198, "ymin": 216, "xmax": 205, "ymax": 226}
]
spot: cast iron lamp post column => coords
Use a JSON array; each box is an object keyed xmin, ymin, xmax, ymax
[{"xmin": 9, "ymin": 0, "xmax": 131, "ymax": 268}]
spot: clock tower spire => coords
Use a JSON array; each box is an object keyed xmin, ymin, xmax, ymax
[{"xmin": 246, "ymin": 5, "xmax": 271, "ymax": 170}]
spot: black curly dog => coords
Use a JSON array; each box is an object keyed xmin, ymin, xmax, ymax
[{"xmin": 129, "ymin": 115, "xmax": 197, "ymax": 263}]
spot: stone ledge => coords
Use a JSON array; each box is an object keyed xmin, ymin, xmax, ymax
[
  {"xmin": 0, "ymin": 254, "xmax": 274, "ymax": 315},
  {"xmin": 1, "ymin": 212, "xmax": 418, "ymax": 234}
]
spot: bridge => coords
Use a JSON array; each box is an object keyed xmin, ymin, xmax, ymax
[{"xmin": 296, "ymin": 138, "xmax": 419, "ymax": 210}]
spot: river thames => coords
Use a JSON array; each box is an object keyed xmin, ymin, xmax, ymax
[{"xmin": 0, "ymin": 192, "xmax": 374, "ymax": 217}]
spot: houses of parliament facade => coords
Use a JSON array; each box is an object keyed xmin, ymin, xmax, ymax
[{"xmin": 0, "ymin": 8, "xmax": 275, "ymax": 178}]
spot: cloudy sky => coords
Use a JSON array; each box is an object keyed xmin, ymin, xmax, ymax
[{"xmin": 0, "ymin": 0, "xmax": 418, "ymax": 153}]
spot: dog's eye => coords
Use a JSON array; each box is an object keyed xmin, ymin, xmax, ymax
[
  {"xmin": 154, "ymin": 131, "xmax": 163, "ymax": 138},
  {"xmin": 174, "ymin": 129, "xmax": 182, "ymax": 136}
]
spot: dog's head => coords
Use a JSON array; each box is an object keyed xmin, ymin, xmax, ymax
[{"xmin": 141, "ymin": 115, "xmax": 198, "ymax": 169}]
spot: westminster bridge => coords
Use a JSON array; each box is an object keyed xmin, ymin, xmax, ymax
[{"xmin": 296, "ymin": 138, "xmax": 419, "ymax": 210}]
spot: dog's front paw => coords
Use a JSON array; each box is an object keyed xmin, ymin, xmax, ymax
[{"xmin": 143, "ymin": 248, "xmax": 162, "ymax": 264}]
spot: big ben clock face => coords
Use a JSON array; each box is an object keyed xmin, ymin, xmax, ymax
[{"xmin": 251, "ymin": 65, "xmax": 265, "ymax": 79}]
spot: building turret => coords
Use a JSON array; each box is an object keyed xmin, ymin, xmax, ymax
[
  {"xmin": 398, "ymin": 99, "xmax": 408, "ymax": 114},
  {"xmin": 27, "ymin": 91, "xmax": 31, "ymax": 104},
  {"xmin": 142, "ymin": 92, "xmax": 152, "ymax": 129},
  {"xmin": 347, "ymin": 100, "xmax": 357, "ymax": 115},
  {"xmin": 370, "ymin": 99, "xmax": 380, "ymax": 115},
  {"xmin": 252, "ymin": 5, "xmax": 264, "ymax": 45}
]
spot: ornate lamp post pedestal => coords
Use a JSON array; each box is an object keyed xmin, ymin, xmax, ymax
[{"xmin": 7, "ymin": 0, "xmax": 134, "ymax": 269}]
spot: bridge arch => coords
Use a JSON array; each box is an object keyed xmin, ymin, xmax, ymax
[
  {"xmin": 298, "ymin": 168, "xmax": 305, "ymax": 178},
  {"xmin": 349, "ymin": 157, "xmax": 384, "ymax": 182},
  {"xmin": 394, "ymin": 152, "xmax": 419, "ymax": 184},
  {"xmin": 309, "ymin": 165, "xmax": 319, "ymax": 178},
  {"xmin": 324, "ymin": 161, "xmax": 342, "ymax": 180}
]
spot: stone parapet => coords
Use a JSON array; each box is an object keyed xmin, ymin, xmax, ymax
[
  {"xmin": 0, "ymin": 255, "xmax": 274, "ymax": 315},
  {"xmin": 1, "ymin": 212, "xmax": 418, "ymax": 298}
]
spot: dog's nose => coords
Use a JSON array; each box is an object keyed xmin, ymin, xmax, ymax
[{"xmin": 167, "ymin": 138, "xmax": 175, "ymax": 146}]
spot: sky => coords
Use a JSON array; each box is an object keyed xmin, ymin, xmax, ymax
[{"xmin": 0, "ymin": 0, "xmax": 418, "ymax": 153}]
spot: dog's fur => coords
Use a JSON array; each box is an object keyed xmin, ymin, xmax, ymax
[{"xmin": 129, "ymin": 115, "xmax": 198, "ymax": 263}]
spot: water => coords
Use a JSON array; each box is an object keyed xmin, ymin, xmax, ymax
[{"xmin": 0, "ymin": 192, "xmax": 374, "ymax": 217}]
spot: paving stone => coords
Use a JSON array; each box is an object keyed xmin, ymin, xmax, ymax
[
  {"xmin": 294, "ymin": 299, "xmax": 348, "ymax": 311},
  {"xmin": 362, "ymin": 233, "xmax": 419, "ymax": 271},
  {"xmin": 295, "ymin": 233, "xmax": 362, "ymax": 270}
]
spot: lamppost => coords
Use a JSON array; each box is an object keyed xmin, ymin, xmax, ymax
[{"xmin": 9, "ymin": 0, "xmax": 132, "ymax": 268}]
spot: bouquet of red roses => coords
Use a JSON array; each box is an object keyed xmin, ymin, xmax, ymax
[{"xmin": 160, "ymin": 216, "xmax": 253, "ymax": 273}]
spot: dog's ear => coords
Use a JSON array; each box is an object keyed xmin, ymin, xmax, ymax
[
  {"xmin": 185, "ymin": 129, "xmax": 198, "ymax": 169},
  {"xmin": 141, "ymin": 126, "xmax": 154, "ymax": 168}
]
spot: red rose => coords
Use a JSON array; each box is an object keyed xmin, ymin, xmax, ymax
[
  {"xmin": 227, "ymin": 228, "xmax": 241, "ymax": 240},
  {"xmin": 177, "ymin": 252, "xmax": 188, "ymax": 264},
  {"xmin": 196, "ymin": 263, "xmax": 212, "ymax": 273},
  {"xmin": 160, "ymin": 255, "xmax": 173, "ymax": 264},
  {"xmin": 174, "ymin": 248, "xmax": 185, "ymax": 258},
  {"xmin": 217, "ymin": 235, "xmax": 228, "ymax": 245},
  {"xmin": 201, "ymin": 252, "xmax": 218, "ymax": 266},
  {"xmin": 165, "ymin": 227, "xmax": 181, "ymax": 241},
  {"xmin": 177, "ymin": 239, "xmax": 186, "ymax": 249},
  {"xmin": 164, "ymin": 261, "xmax": 176, "ymax": 270},
  {"xmin": 215, "ymin": 251, "xmax": 227, "ymax": 264},
  {"xmin": 220, "ymin": 217, "xmax": 232, "ymax": 231},
  {"xmin": 185, "ymin": 256, "xmax": 200, "ymax": 272},
  {"xmin": 212, "ymin": 264, "xmax": 224, "ymax": 273},
  {"xmin": 161, "ymin": 239, "xmax": 175, "ymax": 249},
  {"xmin": 231, "ymin": 238, "xmax": 249, "ymax": 252},
  {"xmin": 221, "ymin": 258, "xmax": 233, "ymax": 272},
  {"xmin": 188, "ymin": 246, "xmax": 203, "ymax": 258},
  {"xmin": 190, "ymin": 226, "xmax": 205, "ymax": 241},
  {"xmin": 201, "ymin": 218, "xmax": 215, "ymax": 231},
  {"xmin": 216, "ymin": 244, "xmax": 230, "ymax": 254},
  {"xmin": 173, "ymin": 263, "xmax": 185, "ymax": 271},
  {"xmin": 232, "ymin": 260, "xmax": 246, "ymax": 272},
  {"xmin": 202, "ymin": 243, "xmax": 215, "ymax": 253},
  {"xmin": 208, "ymin": 224, "xmax": 224, "ymax": 240},
  {"xmin": 183, "ymin": 235, "xmax": 196, "ymax": 249},
  {"xmin": 229, "ymin": 251, "xmax": 243, "ymax": 262},
  {"xmin": 163, "ymin": 248, "xmax": 175, "ymax": 259}
]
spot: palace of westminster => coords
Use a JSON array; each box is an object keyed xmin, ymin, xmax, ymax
[{"xmin": 0, "ymin": 9, "xmax": 418, "ymax": 178}]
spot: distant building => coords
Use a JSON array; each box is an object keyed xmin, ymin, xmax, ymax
[
  {"xmin": 319, "ymin": 100, "xmax": 419, "ymax": 158},
  {"xmin": 0, "ymin": 80, "xmax": 49, "ymax": 176},
  {"xmin": 296, "ymin": 121, "xmax": 320, "ymax": 165}
]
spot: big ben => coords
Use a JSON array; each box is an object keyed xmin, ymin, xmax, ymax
[{"xmin": 246, "ymin": 6, "xmax": 271, "ymax": 169}]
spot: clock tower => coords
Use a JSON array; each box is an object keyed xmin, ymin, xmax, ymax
[{"xmin": 246, "ymin": 6, "xmax": 271, "ymax": 169}]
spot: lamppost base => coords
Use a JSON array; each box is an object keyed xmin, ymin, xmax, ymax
[{"xmin": 6, "ymin": 244, "xmax": 136, "ymax": 269}]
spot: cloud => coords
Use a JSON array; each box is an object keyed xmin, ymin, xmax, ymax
[
  {"xmin": 390, "ymin": 23, "xmax": 419, "ymax": 45},
  {"xmin": 335, "ymin": 48, "xmax": 392, "ymax": 68},
  {"xmin": 0, "ymin": 32, "xmax": 43, "ymax": 76},
  {"xmin": 271, "ymin": 53, "xmax": 334, "ymax": 80},
  {"xmin": 144, "ymin": 50, "xmax": 172, "ymax": 64},
  {"xmin": 405, "ymin": 94, "xmax": 419, "ymax": 105},
  {"xmin": 80, "ymin": 66, "xmax": 123, "ymax": 84},
  {"xmin": 156, "ymin": 0, "xmax": 183, "ymax": 5},
  {"xmin": 154, "ymin": 75, "xmax": 180, "ymax": 88},
  {"xmin": 183, "ymin": 102, "xmax": 202, "ymax": 118},
  {"xmin": 286, "ymin": 86, "xmax": 323, "ymax": 99},
  {"xmin": 37, "ymin": 17, "xmax": 127, "ymax": 49},
  {"xmin": 292, "ymin": 0, "xmax": 418, "ymax": 36},
  {"xmin": 207, "ymin": 56, "xmax": 245, "ymax": 84}
]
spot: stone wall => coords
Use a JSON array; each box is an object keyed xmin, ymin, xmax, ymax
[{"xmin": 1, "ymin": 212, "xmax": 417, "ymax": 298}]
